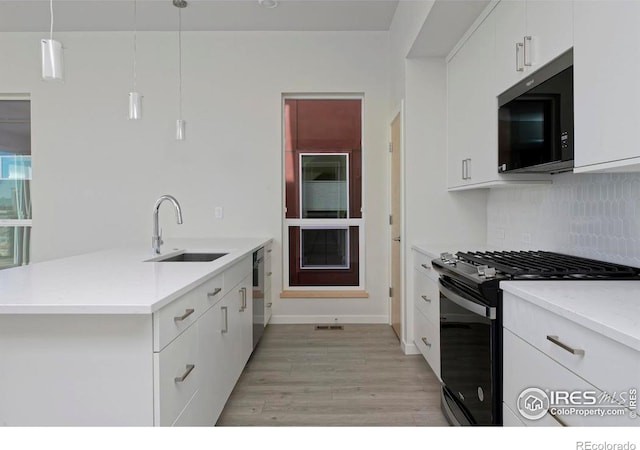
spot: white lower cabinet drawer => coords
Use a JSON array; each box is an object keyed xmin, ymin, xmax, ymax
[
  {"xmin": 172, "ymin": 390, "xmax": 210, "ymax": 427},
  {"xmin": 414, "ymin": 307, "xmax": 440, "ymax": 378},
  {"xmin": 414, "ymin": 269, "xmax": 439, "ymax": 321},
  {"xmin": 154, "ymin": 322, "xmax": 199, "ymax": 426},
  {"xmin": 503, "ymin": 292, "xmax": 640, "ymax": 394},
  {"xmin": 502, "ymin": 403, "xmax": 526, "ymax": 427},
  {"xmin": 414, "ymin": 251, "xmax": 437, "ymax": 280},
  {"xmin": 503, "ymin": 328, "xmax": 638, "ymax": 426},
  {"xmin": 153, "ymin": 288, "xmax": 202, "ymax": 352}
]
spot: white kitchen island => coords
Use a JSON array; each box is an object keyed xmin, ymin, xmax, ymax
[{"xmin": 0, "ymin": 237, "xmax": 271, "ymax": 426}]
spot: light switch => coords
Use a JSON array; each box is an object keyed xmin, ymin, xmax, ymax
[{"xmin": 215, "ymin": 207, "xmax": 224, "ymax": 219}]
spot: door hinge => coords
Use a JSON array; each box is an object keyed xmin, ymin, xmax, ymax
[
  {"xmin": 388, "ymin": 142, "xmax": 393, "ymax": 153},
  {"xmin": 389, "ymin": 287, "xmax": 393, "ymax": 297},
  {"xmin": 389, "ymin": 214, "xmax": 392, "ymax": 225}
]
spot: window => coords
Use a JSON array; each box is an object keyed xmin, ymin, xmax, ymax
[
  {"xmin": 0, "ymin": 98, "xmax": 31, "ymax": 270},
  {"xmin": 283, "ymin": 97, "xmax": 364, "ymax": 289}
]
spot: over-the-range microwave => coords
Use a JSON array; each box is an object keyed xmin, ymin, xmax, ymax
[{"xmin": 498, "ymin": 49, "xmax": 573, "ymax": 174}]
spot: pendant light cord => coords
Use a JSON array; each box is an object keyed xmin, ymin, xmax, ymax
[
  {"xmin": 178, "ymin": 7, "xmax": 183, "ymax": 119},
  {"xmin": 133, "ymin": 0, "xmax": 138, "ymax": 91},
  {"xmin": 49, "ymin": 0, "xmax": 54, "ymax": 40}
]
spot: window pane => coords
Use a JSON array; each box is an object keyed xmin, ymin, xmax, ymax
[
  {"xmin": 0, "ymin": 179, "xmax": 31, "ymax": 220},
  {"xmin": 301, "ymin": 227, "xmax": 349, "ymax": 269},
  {"xmin": 0, "ymin": 226, "xmax": 30, "ymax": 269},
  {"xmin": 301, "ymin": 154, "xmax": 347, "ymax": 219}
]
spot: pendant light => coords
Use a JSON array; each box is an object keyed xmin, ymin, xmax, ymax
[
  {"xmin": 128, "ymin": 0, "xmax": 142, "ymax": 120},
  {"xmin": 174, "ymin": 0, "xmax": 187, "ymax": 140},
  {"xmin": 41, "ymin": 0, "xmax": 63, "ymax": 80}
]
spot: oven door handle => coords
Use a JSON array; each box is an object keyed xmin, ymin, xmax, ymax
[{"xmin": 439, "ymin": 280, "xmax": 496, "ymax": 320}]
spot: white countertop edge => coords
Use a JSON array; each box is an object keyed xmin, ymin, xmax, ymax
[{"xmin": 500, "ymin": 281, "xmax": 640, "ymax": 352}]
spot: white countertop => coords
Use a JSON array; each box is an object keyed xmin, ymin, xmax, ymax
[
  {"xmin": 0, "ymin": 237, "xmax": 270, "ymax": 315},
  {"xmin": 501, "ymin": 280, "xmax": 640, "ymax": 352}
]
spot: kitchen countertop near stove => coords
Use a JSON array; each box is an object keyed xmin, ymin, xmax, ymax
[{"xmin": 501, "ymin": 280, "xmax": 640, "ymax": 352}]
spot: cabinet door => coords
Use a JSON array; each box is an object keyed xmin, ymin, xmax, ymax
[
  {"xmin": 524, "ymin": 0, "xmax": 572, "ymax": 71},
  {"xmin": 447, "ymin": 14, "xmax": 497, "ymax": 189},
  {"xmin": 494, "ymin": 0, "xmax": 526, "ymax": 94},
  {"xmin": 574, "ymin": 1, "xmax": 640, "ymax": 170}
]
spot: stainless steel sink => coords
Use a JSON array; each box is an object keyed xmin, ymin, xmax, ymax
[{"xmin": 152, "ymin": 252, "xmax": 228, "ymax": 262}]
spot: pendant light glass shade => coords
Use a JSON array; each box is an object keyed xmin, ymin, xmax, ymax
[
  {"xmin": 41, "ymin": 39, "xmax": 63, "ymax": 80},
  {"xmin": 42, "ymin": 0, "xmax": 63, "ymax": 81},
  {"xmin": 128, "ymin": 92, "xmax": 142, "ymax": 120},
  {"xmin": 176, "ymin": 119, "xmax": 186, "ymax": 141}
]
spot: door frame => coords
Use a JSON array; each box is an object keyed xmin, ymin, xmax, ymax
[{"xmin": 388, "ymin": 101, "xmax": 406, "ymax": 345}]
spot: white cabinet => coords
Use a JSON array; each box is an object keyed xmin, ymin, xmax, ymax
[
  {"xmin": 412, "ymin": 250, "xmax": 440, "ymax": 378},
  {"xmin": 0, "ymin": 254, "xmax": 255, "ymax": 426},
  {"xmin": 494, "ymin": 0, "xmax": 573, "ymax": 95},
  {"xmin": 447, "ymin": 7, "xmax": 550, "ymax": 190},
  {"xmin": 574, "ymin": 1, "xmax": 640, "ymax": 172},
  {"xmin": 503, "ymin": 290, "xmax": 640, "ymax": 426},
  {"xmin": 447, "ymin": 13, "xmax": 497, "ymax": 189}
]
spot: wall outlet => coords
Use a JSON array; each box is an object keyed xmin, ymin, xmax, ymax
[{"xmin": 214, "ymin": 207, "xmax": 224, "ymax": 219}]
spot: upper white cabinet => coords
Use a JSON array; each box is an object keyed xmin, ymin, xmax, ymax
[
  {"xmin": 447, "ymin": 13, "xmax": 498, "ymax": 189},
  {"xmin": 494, "ymin": 0, "xmax": 573, "ymax": 95},
  {"xmin": 573, "ymin": 1, "xmax": 640, "ymax": 172},
  {"xmin": 446, "ymin": 4, "xmax": 550, "ymax": 190}
]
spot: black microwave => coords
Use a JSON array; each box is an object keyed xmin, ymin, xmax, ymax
[{"xmin": 498, "ymin": 49, "xmax": 573, "ymax": 174}]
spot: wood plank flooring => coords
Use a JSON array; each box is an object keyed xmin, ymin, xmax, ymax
[{"xmin": 216, "ymin": 324, "xmax": 448, "ymax": 426}]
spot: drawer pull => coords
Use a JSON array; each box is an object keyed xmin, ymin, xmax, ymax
[
  {"xmin": 207, "ymin": 288, "xmax": 222, "ymax": 298},
  {"xmin": 421, "ymin": 295, "xmax": 431, "ymax": 303},
  {"xmin": 421, "ymin": 264, "xmax": 431, "ymax": 270},
  {"xmin": 266, "ymin": 302, "xmax": 272, "ymax": 308},
  {"xmin": 221, "ymin": 306, "xmax": 228, "ymax": 334},
  {"xmin": 239, "ymin": 287, "xmax": 247, "ymax": 312},
  {"xmin": 174, "ymin": 364, "xmax": 195, "ymax": 383},
  {"xmin": 546, "ymin": 335, "xmax": 585, "ymax": 356},
  {"xmin": 267, "ymin": 272, "xmax": 273, "ymax": 276},
  {"xmin": 549, "ymin": 410, "xmax": 567, "ymax": 427},
  {"xmin": 421, "ymin": 337, "xmax": 432, "ymax": 348},
  {"xmin": 174, "ymin": 308, "xmax": 195, "ymax": 322},
  {"xmin": 267, "ymin": 249, "xmax": 272, "ymax": 253}
]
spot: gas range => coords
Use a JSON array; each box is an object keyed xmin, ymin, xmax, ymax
[{"xmin": 432, "ymin": 250, "xmax": 640, "ymax": 305}]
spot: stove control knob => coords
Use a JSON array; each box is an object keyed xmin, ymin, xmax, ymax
[
  {"xmin": 476, "ymin": 265, "xmax": 488, "ymax": 276},
  {"xmin": 484, "ymin": 267, "xmax": 497, "ymax": 278}
]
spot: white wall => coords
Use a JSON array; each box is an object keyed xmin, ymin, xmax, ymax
[
  {"xmin": 402, "ymin": 57, "xmax": 487, "ymax": 350},
  {"xmin": 487, "ymin": 173, "xmax": 640, "ymax": 268},
  {"xmin": 0, "ymin": 30, "xmax": 390, "ymax": 323}
]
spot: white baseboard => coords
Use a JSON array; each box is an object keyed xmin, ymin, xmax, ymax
[
  {"xmin": 270, "ymin": 315, "xmax": 388, "ymax": 325},
  {"xmin": 402, "ymin": 341, "xmax": 419, "ymax": 355}
]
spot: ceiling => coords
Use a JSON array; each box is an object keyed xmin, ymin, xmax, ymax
[{"xmin": 0, "ymin": 0, "xmax": 400, "ymax": 32}]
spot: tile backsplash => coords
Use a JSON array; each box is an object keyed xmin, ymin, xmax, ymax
[{"xmin": 487, "ymin": 172, "xmax": 640, "ymax": 267}]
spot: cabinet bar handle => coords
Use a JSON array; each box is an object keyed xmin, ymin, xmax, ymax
[
  {"xmin": 267, "ymin": 272, "xmax": 272, "ymax": 276},
  {"xmin": 267, "ymin": 249, "xmax": 272, "ymax": 253},
  {"xmin": 421, "ymin": 337, "xmax": 432, "ymax": 348},
  {"xmin": 221, "ymin": 306, "xmax": 228, "ymax": 334},
  {"xmin": 421, "ymin": 264, "xmax": 431, "ymax": 270},
  {"xmin": 549, "ymin": 410, "xmax": 567, "ymax": 427},
  {"xmin": 516, "ymin": 42, "xmax": 524, "ymax": 72},
  {"xmin": 174, "ymin": 308, "xmax": 195, "ymax": 321},
  {"xmin": 207, "ymin": 288, "xmax": 222, "ymax": 298},
  {"xmin": 546, "ymin": 335, "xmax": 585, "ymax": 356},
  {"xmin": 461, "ymin": 159, "xmax": 466, "ymax": 180},
  {"xmin": 523, "ymin": 35, "xmax": 532, "ymax": 66},
  {"xmin": 421, "ymin": 295, "xmax": 431, "ymax": 303},
  {"xmin": 466, "ymin": 158, "xmax": 471, "ymax": 180},
  {"xmin": 174, "ymin": 364, "xmax": 195, "ymax": 383},
  {"xmin": 239, "ymin": 287, "xmax": 247, "ymax": 312},
  {"xmin": 266, "ymin": 302, "xmax": 272, "ymax": 307}
]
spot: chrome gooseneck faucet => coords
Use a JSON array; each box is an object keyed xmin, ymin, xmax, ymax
[{"xmin": 152, "ymin": 195, "xmax": 183, "ymax": 254}]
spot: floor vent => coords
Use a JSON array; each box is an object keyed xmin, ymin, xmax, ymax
[{"xmin": 315, "ymin": 325, "xmax": 344, "ymax": 330}]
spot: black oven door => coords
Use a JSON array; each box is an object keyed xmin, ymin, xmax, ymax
[{"xmin": 439, "ymin": 277, "xmax": 500, "ymax": 426}]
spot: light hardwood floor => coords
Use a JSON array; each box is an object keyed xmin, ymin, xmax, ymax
[{"xmin": 217, "ymin": 324, "xmax": 448, "ymax": 426}]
